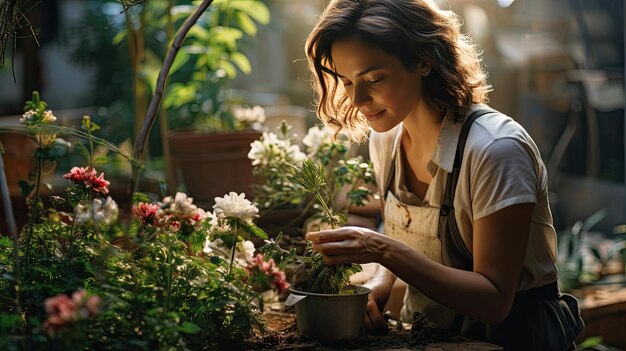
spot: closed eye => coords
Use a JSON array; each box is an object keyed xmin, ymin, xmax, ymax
[{"xmin": 367, "ymin": 76, "xmax": 384, "ymax": 85}]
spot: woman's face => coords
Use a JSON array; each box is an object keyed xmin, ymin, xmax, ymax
[{"xmin": 330, "ymin": 38, "xmax": 424, "ymax": 132}]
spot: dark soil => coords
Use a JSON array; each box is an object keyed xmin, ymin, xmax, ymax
[{"xmin": 241, "ymin": 309, "xmax": 494, "ymax": 351}]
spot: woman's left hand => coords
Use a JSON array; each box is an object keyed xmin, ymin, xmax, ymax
[{"xmin": 305, "ymin": 226, "xmax": 388, "ymax": 265}]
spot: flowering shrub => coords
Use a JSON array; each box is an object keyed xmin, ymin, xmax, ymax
[
  {"xmin": 249, "ymin": 122, "xmax": 375, "ymax": 216},
  {"xmin": 0, "ymin": 93, "xmax": 284, "ymax": 350},
  {"xmin": 42, "ymin": 289, "xmax": 101, "ymax": 337},
  {"xmin": 246, "ymin": 253, "xmax": 288, "ymax": 294}
]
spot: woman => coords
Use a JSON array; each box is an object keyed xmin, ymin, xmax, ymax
[{"xmin": 303, "ymin": 0, "xmax": 584, "ymax": 349}]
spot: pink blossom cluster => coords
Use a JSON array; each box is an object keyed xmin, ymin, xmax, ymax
[
  {"xmin": 63, "ymin": 166, "xmax": 110, "ymax": 194},
  {"xmin": 246, "ymin": 253, "xmax": 288, "ymax": 293},
  {"xmin": 132, "ymin": 202, "xmax": 161, "ymax": 226},
  {"xmin": 42, "ymin": 289, "xmax": 101, "ymax": 337},
  {"xmin": 132, "ymin": 193, "xmax": 208, "ymax": 230}
]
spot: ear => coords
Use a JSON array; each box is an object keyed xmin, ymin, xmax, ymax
[{"xmin": 416, "ymin": 53, "xmax": 431, "ymax": 77}]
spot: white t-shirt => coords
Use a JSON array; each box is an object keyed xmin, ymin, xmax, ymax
[{"xmin": 369, "ymin": 105, "xmax": 558, "ymax": 290}]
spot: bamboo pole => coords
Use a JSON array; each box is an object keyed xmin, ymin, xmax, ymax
[{"xmin": 130, "ymin": 0, "xmax": 214, "ymax": 199}]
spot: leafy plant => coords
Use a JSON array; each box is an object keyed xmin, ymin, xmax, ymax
[
  {"xmin": 557, "ymin": 208, "xmax": 626, "ymax": 291},
  {"xmin": 0, "ymin": 93, "xmax": 280, "ymax": 350}
]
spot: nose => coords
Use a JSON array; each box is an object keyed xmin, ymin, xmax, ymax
[{"xmin": 349, "ymin": 82, "xmax": 372, "ymax": 108}]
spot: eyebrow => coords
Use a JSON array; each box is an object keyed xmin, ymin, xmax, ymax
[{"xmin": 335, "ymin": 65, "xmax": 384, "ymax": 79}]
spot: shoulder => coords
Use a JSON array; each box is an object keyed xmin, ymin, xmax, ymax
[{"xmin": 465, "ymin": 107, "xmax": 542, "ymax": 165}]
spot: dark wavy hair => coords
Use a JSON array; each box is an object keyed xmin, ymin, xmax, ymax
[{"xmin": 305, "ymin": 0, "xmax": 491, "ymax": 141}]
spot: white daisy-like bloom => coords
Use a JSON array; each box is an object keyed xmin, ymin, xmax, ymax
[
  {"xmin": 41, "ymin": 110, "xmax": 57, "ymax": 123},
  {"xmin": 248, "ymin": 132, "xmax": 280, "ymax": 166},
  {"xmin": 303, "ymin": 125, "xmax": 335, "ymax": 155},
  {"xmin": 162, "ymin": 192, "xmax": 198, "ymax": 219},
  {"xmin": 207, "ymin": 211, "xmax": 230, "ymax": 234},
  {"xmin": 239, "ymin": 240, "xmax": 256, "ymax": 260},
  {"xmin": 203, "ymin": 237, "xmax": 256, "ymax": 266},
  {"xmin": 248, "ymin": 132, "xmax": 306, "ymax": 167},
  {"xmin": 287, "ymin": 144, "xmax": 307, "ymax": 164},
  {"xmin": 213, "ymin": 192, "xmax": 258, "ymax": 224},
  {"xmin": 74, "ymin": 197, "xmax": 119, "ymax": 226},
  {"xmin": 233, "ymin": 105, "xmax": 266, "ymax": 124},
  {"xmin": 19, "ymin": 110, "xmax": 37, "ymax": 125}
]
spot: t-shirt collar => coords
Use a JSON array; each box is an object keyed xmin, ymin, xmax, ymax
[{"xmin": 429, "ymin": 117, "xmax": 463, "ymax": 174}]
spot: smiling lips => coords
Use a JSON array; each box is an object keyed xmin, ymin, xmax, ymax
[{"xmin": 362, "ymin": 109, "xmax": 385, "ymax": 121}]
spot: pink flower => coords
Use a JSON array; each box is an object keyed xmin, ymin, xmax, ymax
[
  {"xmin": 42, "ymin": 289, "xmax": 101, "ymax": 337},
  {"xmin": 87, "ymin": 172, "xmax": 110, "ymax": 194},
  {"xmin": 133, "ymin": 202, "xmax": 161, "ymax": 226},
  {"xmin": 64, "ymin": 166, "xmax": 96, "ymax": 183},
  {"xmin": 63, "ymin": 166, "xmax": 110, "ymax": 194},
  {"xmin": 246, "ymin": 254, "xmax": 288, "ymax": 293}
]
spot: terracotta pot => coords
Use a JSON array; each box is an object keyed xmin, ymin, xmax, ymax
[
  {"xmin": 0, "ymin": 132, "xmax": 36, "ymax": 196},
  {"xmin": 168, "ymin": 130, "xmax": 262, "ymax": 207}
]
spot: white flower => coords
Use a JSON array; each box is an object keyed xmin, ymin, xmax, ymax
[
  {"xmin": 41, "ymin": 110, "xmax": 57, "ymax": 123},
  {"xmin": 303, "ymin": 125, "xmax": 335, "ymax": 155},
  {"xmin": 213, "ymin": 192, "xmax": 258, "ymax": 224},
  {"xmin": 75, "ymin": 197, "xmax": 119, "ymax": 225},
  {"xmin": 233, "ymin": 105, "xmax": 266, "ymax": 124},
  {"xmin": 162, "ymin": 192, "xmax": 198, "ymax": 219},
  {"xmin": 208, "ymin": 211, "xmax": 230, "ymax": 234},
  {"xmin": 19, "ymin": 110, "xmax": 37, "ymax": 124},
  {"xmin": 248, "ymin": 132, "xmax": 306, "ymax": 167},
  {"xmin": 239, "ymin": 240, "xmax": 256, "ymax": 260},
  {"xmin": 203, "ymin": 237, "xmax": 255, "ymax": 266}
]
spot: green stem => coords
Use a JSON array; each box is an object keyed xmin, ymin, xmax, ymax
[
  {"xmin": 165, "ymin": 240, "xmax": 172, "ymax": 313},
  {"xmin": 228, "ymin": 221, "xmax": 237, "ymax": 275},
  {"xmin": 24, "ymin": 152, "xmax": 43, "ymax": 278}
]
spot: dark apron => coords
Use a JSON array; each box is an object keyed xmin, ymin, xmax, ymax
[{"xmin": 384, "ymin": 108, "xmax": 585, "ymax": 350}]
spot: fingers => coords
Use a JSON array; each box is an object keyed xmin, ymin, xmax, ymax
[
  {"xmin": 305, "ymin": 226, "xmax": 363, "ymax": 243},
  {"xmin": 363, "ymin": 295, "xmax": 389, "ymax": 334}
]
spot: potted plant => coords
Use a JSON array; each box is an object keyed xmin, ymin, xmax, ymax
[
  {"xmin": 256, "ymin": 156, "xmax": 376, "ymax": 344},
  {"xmin": 158, "ymin": 0, "xmax": 271, "ymax": 207}
]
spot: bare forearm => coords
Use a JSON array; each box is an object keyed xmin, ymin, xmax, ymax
[{"xmin": 379, "ymin": 238, "xmax": 512, "ymax": 324}]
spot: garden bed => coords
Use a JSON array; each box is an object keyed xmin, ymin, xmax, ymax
[{"xmin": 245, "ymin": 308, "xmax": 503, "ymax": 350}]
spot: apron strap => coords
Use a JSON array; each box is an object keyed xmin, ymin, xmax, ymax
[
  {"xmin": 439, "ymin": 108, "xmax": 495, "ymax": 270},
  {"xmin": 440, "ymin": 108, "xmax": 496, "ymax": 216}
]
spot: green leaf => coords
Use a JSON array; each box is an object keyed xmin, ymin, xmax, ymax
[
  {"xmin": 238, "ymin": 220, "xmax": 268, "ymax": 240},
  {"xmin": 578, "ymin": 336, "xmax": 603, "ymax": 348},
  {"xmin": 178, "ymin": 321, "xmax": 201, "ymax": 334},
  {"xmin": 216, "ymin": 60, "xmax": 237, "ymax": 79},
  {"xmin": 169, "ymin": 52, "xmax": 190, "ymax": 75},
  {"xmin": 209, "ymin": 26, "xmax": 243, "ymax": 50},
  {"xmin": 187, "ymin": 25, "xmax": 211, "ymax": 42},
  {"xmin": 92, "ymin": 155, "xmax": 109, "ymax": 165},
  {"xmin": 230, "ymin": 52, "xmax": 251, "ymax": 74},
  {"xmin": 112, "ymin": 30, "xmax": 127, "ymax": 46},
  {"xmin": 235, "ymin": 12, "xmax": 257, "ymax": 36},
  {"xmin": 164, "ymin": 83, "xmax": 198, "ymax": 109},
  {"xmin": 227, "ymin": 1, "xmax": 270, "ymax": 25},
  {"xmin": 74, "ymin": 141, "xmax": 90, "ymax": 164}
]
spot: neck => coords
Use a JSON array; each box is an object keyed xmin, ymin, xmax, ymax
[{"xmin": 401, "ymin": 104, "xmax": 443, "ymax": 151}]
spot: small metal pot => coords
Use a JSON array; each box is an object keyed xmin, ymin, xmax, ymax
[{"xmin": 285, "ymin": 285, "xmax": 371, "ymax": 343}]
